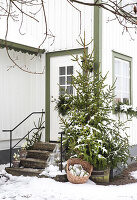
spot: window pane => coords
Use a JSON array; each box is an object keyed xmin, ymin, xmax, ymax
[
  {"xmin": 59, "ymin": 86, "xmax": 65, "ymax": 95},
  {"xmin": 67, "ymin": 66, "xmax": 73, "ymax": 75},
  {"xmin": 67, "ymin": 76, "xmax": 72, "ymax": 84},
  {"xmin": 115, "ymin": 77, "xmax": 121, "ymax": 91},
  {"xmin": 114, "ymin": 59, "xmax": 121, "ymax": 75},
  {"xmin": 114, "ymin": 57, "xmax": 130, "ymax": 103},
  {"xmin": 59, "ymin": 77, "xmax": 65, "ymax": 85},
  {"xmin": 59, "ymin": 67, "xmax": 65, "ymax": 75},
  {"xmin": 123, "ymin": 98, "xmax": 129, "ymax": 104},
  {"xmin": 67, "ymin": 86, "xmax": 73, "ymax": 94}
]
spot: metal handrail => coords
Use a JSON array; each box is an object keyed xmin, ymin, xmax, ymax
[
  {"xmin": 58, "ymin": 131, "xmax": 65, "ymax": 172},
  {"xmin": 12, "ymin": 127, "xmax": 45, "ymax": 150},
  {"xmin": 2, "ymin": 111, "xmax": 45, "ymax": 167},
  {"xmin": 3, "ymin": 111, "xmax": 45, "ymax": 132}
]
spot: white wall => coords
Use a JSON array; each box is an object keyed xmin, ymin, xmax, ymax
[
  {"xmin": 102, "ymin": 9, "xmax": 137, "ymax": 145},
  {"xmin": 45, "ymin": 0, "xmax": 93, "ymax": 52},
  {"xmin": 0, "ymin": 48, "xmax": 45, "ymax": 150},
  {"xmin": 0, "ymin": 0, "xmax": 94, "ymax": 151},
  {"xmin": 0, "ymin": 0, "xmax": 93, "ymax": 52}
]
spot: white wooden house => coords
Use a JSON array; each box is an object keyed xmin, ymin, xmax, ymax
[{"xmin": 0, "ymin": 0, "xmax": 137, "ymax": 164}]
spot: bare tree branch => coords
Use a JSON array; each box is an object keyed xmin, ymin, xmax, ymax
[
  {"xmin": 0, "ymin": 0, "xmax": 137, "ymax": 74},
  {"xmin": 69, "ymin": 0, "xmax": 137, "ymax": 28}
]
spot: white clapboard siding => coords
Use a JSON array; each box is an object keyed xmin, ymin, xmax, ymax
[
  {"xmin": 0, "ymin": 0, "xmax": 93, "ymax": 52},
  {"xmin": 112, "ymin": 113, "xmax": 137, "ymax": 146},
  {"xmin": 45, "ymin": 0, "xmax": 93, "ymax": 52},
  {"xmin": 0, "ymin": 48, "xmax": 45, "ymax": 150},
  {"xmin": 102, "ymin": 9, "xmax": 137, "ymax": 145}
]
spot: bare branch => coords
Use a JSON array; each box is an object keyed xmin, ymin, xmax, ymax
[
  {"xmin": 0, "ymin": 0, "xmax": 137, "ymax": 74},
  {"xmin": 69, "ymin": 0, "xmax": 137, "ymax": 28}
]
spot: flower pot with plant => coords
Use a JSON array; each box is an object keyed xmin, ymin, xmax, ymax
[{"xmin": 12, "ymin": 152, "xmax": 20, "ymax": 168}]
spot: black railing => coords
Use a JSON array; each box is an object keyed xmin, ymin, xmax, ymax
[
  {"xmin": 58, "ymin": 131, "xmax": 66, "ymax": 172},
  {"xmin": 3, "ymin": 111, "xmax": 45, "ymax": 168}
]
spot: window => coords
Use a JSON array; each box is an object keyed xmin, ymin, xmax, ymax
[
  {"xmin": 59, "ymin": 66, "xmax": 73, "ymax": 95},
  {"xmin": 113, "ymin": 52, "xmax": 132, "ymax": 104}
]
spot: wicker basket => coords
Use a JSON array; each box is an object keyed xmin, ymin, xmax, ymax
[{"xmin": 66, "ymin": 158, "xmax": 93, "ymax": 184}]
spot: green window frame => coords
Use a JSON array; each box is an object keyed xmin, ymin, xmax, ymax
[{"xmin": 112, "ymin": 51, "xmax": 132, "ymax": 104}]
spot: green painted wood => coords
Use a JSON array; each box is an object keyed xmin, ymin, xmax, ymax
[
  {"xmin": 0, "ymin": 39, "xmax": 45, "ymax": 55},
  {"xmin": 45, "ymin": 48, "xmax": 85, "ymax": 142},
  {"xmin": 94, "ymin": 0, "xmax": 102, "ymax": 75},
  {"xmin": 112, "ymin": 51, "xmax": 132, "ymax": 104}
]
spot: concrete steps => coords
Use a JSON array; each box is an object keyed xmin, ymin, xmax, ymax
[
  {"xmin": 5, "ymin": 142, "xmax": 56, "ymax": 176},
  {"xmin": 27, "ymin": 150, "xmax": 50, "ymax": 160},
  {"xmin": 5, "ymin": 167, "xmax": 44, "ymax": 177},
  {"xmin": 32, "ymin": 142, "xmax": 56, "ymax": 151},
  {"xmin": 5, "ymin": 167, "xmax": 67, "ymax": 182},
  {"xmin": 20, "ymin": 158, "xmax": 47, "ymax": 169},
  {"xmin": 5, "ymin": 142, "xmax": 68, "ymax": 182}
]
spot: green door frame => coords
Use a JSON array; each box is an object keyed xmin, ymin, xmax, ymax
[
  {"xmin": 94, "ymin": 0, "xmax": 102, "ymax": 74},
  {"xmin": 45, "ymin": 48, "xmax": 86, "ymax": 142}
]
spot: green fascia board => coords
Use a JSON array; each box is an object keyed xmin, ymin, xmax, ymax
[
  {"xmin": 94, "ymin": 0, "xmax": 102, "ymax": 74},
  {"xmin": 112, "ymin": 50, "xmax": 133, "ymax": 104},
  {"xmin": 0, "ymin": 39, "xmax": 45, "ymax": 55},
  {"xmin": 112, "ymin": 50, "xmax": 132, "ymax": 62},
  {"xmin": 45, "ymin": 47, "xmax": 87, "ymax": 142}
]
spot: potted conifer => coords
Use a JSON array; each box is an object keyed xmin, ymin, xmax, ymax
[{"xmin": 56, "ymin": 36, "xmax": 130, "ymax": 183}]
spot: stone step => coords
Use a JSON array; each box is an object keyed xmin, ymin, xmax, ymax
[
  {"xmin": 5, "ymin": 167, "xmax": 68, "ymax": 182},
  {"xmin": 32, "ymin": 142, "xmax": 57, "ymax": 151},
  {"xmin": 20, "ymin": 158, "xmax": 47, "ymax": 169},
  {"xmin": 27, "ymin": 150, "xmax": 50, "ymax": 160},
  {"xmin": 5, "ymin": 167, "xmax": 44, "ymax": 177}
]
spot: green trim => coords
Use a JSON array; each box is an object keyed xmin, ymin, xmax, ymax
[
  {"xmin": 45, "ymin": 48, "xmax": 85, "ymax": 142},
  {"xmin": 0, "ymin": 39, "xmax": 45, "ymax": 55},
  {"xmin": 94, "ymin": 1, "xmax": 102, "ymax": 74},
  {"xmin": 112, "ymin": 51, "xmax": 132, "ymax": 105}
]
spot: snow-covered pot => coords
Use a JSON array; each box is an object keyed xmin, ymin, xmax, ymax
[
  {"xmin": 90, "ymin": 168, "xmax": 110, "ymax": 183},
  {"xmin": 66, "ymin": 158, "xmax": 93, "ymax": 184},
  {"xmin": 12, "ymin": 160, "xmax": 20, "ymax": 168}
]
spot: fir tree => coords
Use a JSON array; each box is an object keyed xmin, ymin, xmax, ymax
[{"xmin": 56, "ymin": 37, "xmax": 130, "ymax": 170}]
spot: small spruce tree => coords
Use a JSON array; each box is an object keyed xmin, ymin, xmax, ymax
[{"xmin": 56, "ymin": 37, "xmax": 130, "ymax": 170}]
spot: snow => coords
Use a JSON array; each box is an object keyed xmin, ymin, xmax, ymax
[
  {"xmin": 131, "ymin": 171, "xmax": 137, "ymax": 179},
  {"xmin": 40, "ymin": 165, "xmax": 66, "ymax": 177},
  {"xmin": 1, "ymin": 164, "xmax": 137, "ymax": 200}
]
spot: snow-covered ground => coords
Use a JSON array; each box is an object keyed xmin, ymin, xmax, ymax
[{"xmin": 0, "ymin": 164, "xmax": 137, "ymax": 200}]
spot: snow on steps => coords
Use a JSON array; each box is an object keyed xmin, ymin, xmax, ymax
[
  {"xmin": 5, "ymin": 142, "xmax": 67, "ymax": 182},
  {"xmin": 5, "ymin": 167, "xmax": 68, "ymax": 182}
]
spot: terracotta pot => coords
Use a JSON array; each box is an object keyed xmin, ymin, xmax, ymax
[{"xmin": 12, "ymin": 160, "xmax": 20, "ymax": 168}]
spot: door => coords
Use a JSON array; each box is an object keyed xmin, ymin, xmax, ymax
[{"xmin": 49, "ymin": 53, "xmax": 82, "ymax": 141}]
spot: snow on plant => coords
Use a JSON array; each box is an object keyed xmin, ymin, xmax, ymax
[
  {"xmin": 57, "ymin": 36, "xmax": 130, "ymax": 170},
  {"xmin": 115, "ymin": 102, "xmax": 137, "ymax": 116},
  {"xmin": 69, "ymin": 164, "xmax": 89, "ymax": 177}
]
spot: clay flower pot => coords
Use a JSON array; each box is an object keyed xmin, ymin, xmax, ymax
[{"xmin": 12, "ymin": 160, "xmax": 20, "ymax": 168}]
